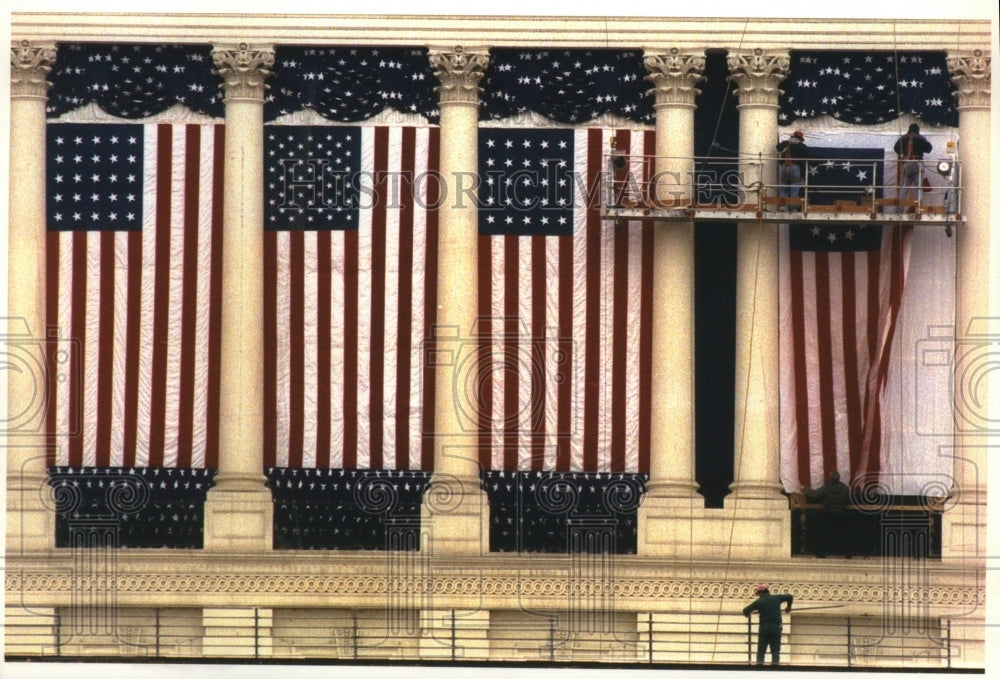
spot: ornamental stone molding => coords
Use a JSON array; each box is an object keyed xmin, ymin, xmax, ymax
[
  {"xmin": 947, "ymin": 49, "xmax": 991, "ymax": 110},
  {"xmin": 643, "ymin": 49, "xmax": 707, "ymax": 108},
  {"xmin": 429, "ymin": 46, "xmax": 490, "ymax": 106},
  {"xmin": 211, "ymin": 43, "xmax": 275, "ymax": 104},
  {"xmin": 10, "ymin": 40, "xmax": 56, "ymax": 100},
  {"xmin": 726, "ymin": 48, "xmax": 790, "ymax": 108},
  {"xmin": 6, "ymin": 572, "xmax": 983, "ymax": 609}
]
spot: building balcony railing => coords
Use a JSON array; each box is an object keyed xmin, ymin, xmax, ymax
[{"xmin": 603, "ymin": 153, "xmax": 964, "ymax": 232}]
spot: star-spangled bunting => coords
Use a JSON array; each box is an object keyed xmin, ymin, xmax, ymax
[
  {"xmin": 779, "ymin": 51, "xmax": 957, "ymax": 127},
  {"xmin": 479, "ymin": 128, "xmax": 576, "ymax": 236},
  {"xmin": 47, "ymin": 43, "xmax": 223, "ymax": 119},
  {"xmin": 265, "ymin": 126, "xmax": 362, "ymax": 230},
  {"xmin": 265, "ymin": 47, "xmax": 439, "ymax": 123},
  {"xmin": 481, "ymin": 49, "xmax": 653, "ymax": 123}
]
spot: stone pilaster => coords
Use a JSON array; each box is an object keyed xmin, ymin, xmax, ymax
[
  {"xmin": 943, "ymin": 50, "xmax": 991, "ymax": 562},
  {"xmin": 203, "ymin": 43, "xmax": 275, "ymax": 551},
  {"xmin": 420, "ymin": 47, "xmax": 491, "ymax": 555},
  {"xmin": 7, "ymin": 41, "xmax": 58, "ymax": 554},
  {"xmin": 638, "ymin": 50, "xmax": 705, "ymax": 554}
]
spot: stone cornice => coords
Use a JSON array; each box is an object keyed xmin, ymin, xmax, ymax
[
  {"xmin": 5, "ymin": 553, "xmax": 984, "ymax": 611},
  {"xmin": 10, "ymin": 40, "xmax": 56, "ymax": 100},
  {"xmin": 429, "ymin": 47, "xmax": 489, "ymax": 106},
  {"xmin": 947, "ymin": 49, "xmax": 992, "ymax": 111},
  {"xmin": 9, "ymin": 14, "xmax": 992, "ymax": 53},
  {"xmin": 644, "ymin": 49, "xmax": 707, "ymax": 108},
  {"xmin": 211, "ymin": 43, "xmax": 275, "ymax": 104}
]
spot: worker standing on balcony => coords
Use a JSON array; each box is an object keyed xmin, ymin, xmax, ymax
[
  {"xmin": 775, "ymin": 130, "xmax": 808, "ymax": 210},
  {"xmin": 893, "ymin": 123, "xmax": 933, "ymax": 210},
  {"xmin": 803, "ymin": 470, "xmax": 852, "ymax": 558},
  {"xmin": 742, "ymin": 583, "xmax": 793, "ymax": 665}
]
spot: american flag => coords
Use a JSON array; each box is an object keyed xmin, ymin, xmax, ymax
[
  {"xmin": 46, "ymin": 44, "xmax": 222, "ymax": 120},
  {"xmin": 46, "ymin": 123, "xmax": 224, "ymax": 468},
  {"xmin": 481, "ymin": 49, "xmax": 653, "ymax": 124},
  {"xmin": 780, "ymin": 51, "xmax": 956, "ymax": 127},
  {"xmin": 264, "ymin": 124, "xmax": 440, "ymax": 470},
  {"xmin": 779, "ymin": 218, "xmax": 913, "ymax": 492},
  {"xmin": 477, "ymin": 127, "xmax": 653, "ymax": 473}
]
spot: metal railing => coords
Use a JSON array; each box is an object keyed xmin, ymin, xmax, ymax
[
  {"xmin": 604, "ymin": 153, "xmax": 962, "ymax": 219},
  {"xmin": 5, "ymin": 606, "xmax": 959, "ymax": 668}
]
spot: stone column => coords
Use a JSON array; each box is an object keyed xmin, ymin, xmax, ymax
[
  {"xmin": 725, "ymin": 49, "xmax": 789, "ymax": 504},
  {"xmin": 943, "ymin": 49, "xmax": 991, "ymax": 564},
  {"xmin": 203, "ymin": 43, "xmax": 275, "ymax": 551},
  {"xmin": 637, "ymin": 50, "xmax": 705, "ymax": 555},
  {"xmin": 7, "ymin": 41, "xmax": 58, "ymax": 553},
  {"xmin": 420, "ymin": 47, "xmax": 491, "ymax": 555}
]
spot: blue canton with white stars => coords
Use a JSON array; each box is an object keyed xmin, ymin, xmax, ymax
[
  {"xmin": 479, "ymin": 129, "xmax": 576, "ymax": 237},
  {"xmin": 265, "ymin": 126, "xmax": 362, "ymax": 231},
  {"xmin": 46, "ymin": 123, "xmax": 144, "ymax": 232}
]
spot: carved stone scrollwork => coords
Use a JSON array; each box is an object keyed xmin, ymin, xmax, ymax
[
  {"xmin": 947, "ymin": 49, "xmax": 991, "ymax": 110},
  {"xmin": 726, "ymin": 48, "xmax": 790, "ymax": 108},
  {"xmin": 10, "ymin": 40, "xmax": 57, "ymax": 100},
  {"xmin": 211, "ymin": 43, "xmax": 275, "ymax": 103},
  {"xmin": 429, "ymin": 46, "xmax": 490, "ymax": 106},
  {"xmin": 644, "ymin": 49, "xmax": 707, "ymax": 107}
]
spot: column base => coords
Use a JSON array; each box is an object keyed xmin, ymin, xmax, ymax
[
  {"xmin": 5, "ymin": 469, "xmax": 55, "ymax": 553},
  {"xmin": 420, "ymin": 474, "xmax": 489, "ymax": 555},
  {"xmin": 203, "ymin": 474, "xmax": 273, "ymax": 551},
  {"xmin": 941, "ymin": 495, "xmax": 987, "ymax": 561}
]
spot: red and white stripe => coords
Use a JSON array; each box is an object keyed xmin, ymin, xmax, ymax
[
  {"xmin": 779, "ymin": 223, "xmax": 912, "ymax": 491},
  {"xmin": 264, "ymin": 125, "xmax": 440, "ymax": 470},
  {"xmin": 477, "ymin": 127, "xmax": 654, "ymax": 473},
  {"xmin": 47, "ymin": 123, "xmax": 224, "ymax": 468}
]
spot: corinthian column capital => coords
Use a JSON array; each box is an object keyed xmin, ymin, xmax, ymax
[
  {"xmin": 644, "ymin": 49, "xmax": 706, "ymax": 107},
  {"xmin": 212, "ymin": 43, "xmax": 275, "ymax": 104},
  {"xmin": 726, "ymin": 48, "xmax": 790, "ymax": 108},
  {"xmin": 429, "ymin": 46, "xmax": 489, "ymax": 106},
  {"xmin": 947, "ymin": 49, "xmax": 991, "ymax": 111},
  {"xmin": 10, "ymin": 40, "xmax": 57, "ymax": 100}
]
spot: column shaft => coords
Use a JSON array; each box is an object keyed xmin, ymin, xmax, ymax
[
  {"xmin": 7, "ymin": 41, "xmax": 58, "ymax": 552},
  {"xmin": 727, "ymin": 49, "xmax": 788, "ymax": 501},
  {"xmin": 203, "ymin": 44, "xmax": 275, "ymax": 550}
]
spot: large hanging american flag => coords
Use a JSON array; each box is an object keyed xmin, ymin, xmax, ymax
[
  {"xmin": 45, "ymin": 123, "xmax": 224, "ymax": 468},
  {"xmin": 779, "ymin": 199, "xmax": 913, "ymax": 492},
  {"xmin": 779, "ymin": 51, "xmax": 957, "ymax": 127},
  {"xmin": 477, "ymin": 126, "xmax": 653, "ymax": 473},
  {"xmin": 263, "ymin": 124, "xmax": 440, "ymax": 470}
]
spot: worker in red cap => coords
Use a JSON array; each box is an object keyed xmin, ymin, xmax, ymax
[
  {"xmin": 742, "ymin": 583, "xmax": 793, "ymax": 665},
  {"xmin": 775, "ymin": 130, "xmax": 809, "ymax": 211}
]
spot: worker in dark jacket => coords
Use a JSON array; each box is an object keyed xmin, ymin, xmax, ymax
[
  {"xmin": 893, "ymin": 123, "xmax": 933, "ymax": 208},
  {"xmin": 742, "ymin": 583, "xmax": 793, "ymax": 665},
  {"xmin": 804, "ymin": 470, "xmax": 852, "ymax": 557}
]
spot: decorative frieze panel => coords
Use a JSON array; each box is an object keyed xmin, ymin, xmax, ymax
[
  {"xmin": 10, "ymin": 40, "xmax": 56, "ymax": 99},
  {"xmin": 947, "ymin": 49, "xmax": 991, "ymax": 110},
  {"xmin": 429, "ymin": 46, "xmax": 489, "ymax": 105},
  {"xmin": 726, "ymin": 48, "xmax": 790, "ymax": 108},
  {"xmin": 644, "ymin": 49, "xmax": 706, "ymax": 107},
  {"xmin": 211, "ymin": 43, "xmax": 275, "ymax": 103}
]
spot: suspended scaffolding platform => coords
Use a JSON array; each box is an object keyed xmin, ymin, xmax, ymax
[{"xmin": 601, "ymin": 153, "xmax": 965, "ymax": 234}]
